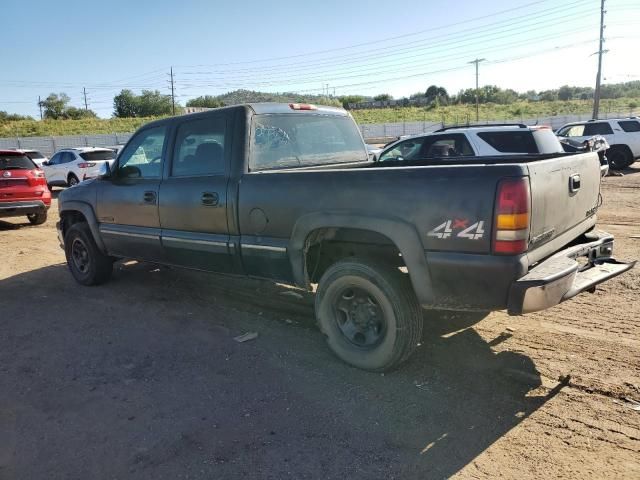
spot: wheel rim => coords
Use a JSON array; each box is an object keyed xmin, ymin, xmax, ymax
[
  {"xmin": 69, "ymin": 176, "xmax": 78, "ymax": 186},
  {"xmin": 332, "ymin": 286, "xmax": 387, "ymax": 348},
  {"xmin": 71, "ymin": 238, "xmax": 90, "ymax": 274}
]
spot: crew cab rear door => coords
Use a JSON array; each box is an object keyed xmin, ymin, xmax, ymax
[{"xmin": 526, "ymin": 151, "xmax": 602, "ymax": 257}]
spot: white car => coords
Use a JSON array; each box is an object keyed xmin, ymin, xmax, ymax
[
  {"xmin": 17, "ymin": 149, "xmax": 49, "ymax": 167},
  {"xmin": 43, "ymin": 147, "xmax": 116, "ymax": 188},
  {"xmin": 375, "ymin": 124, "xmax": 564, "ymax": 163},
  {"xmin": 556, "ymin": 118, "xmax": 640, "ymax": 170}
]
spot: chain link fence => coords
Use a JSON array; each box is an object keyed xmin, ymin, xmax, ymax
[{"xmin": 0, "ymin": 111, "xmax": 634, "ymax": 156}]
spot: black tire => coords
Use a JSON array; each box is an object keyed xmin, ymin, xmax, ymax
[
  {"xmin": 68, "ymin": 174, "xmax": 80, "ymax": 187},
  {"xmin": 64, "ymin": 222, "xmax": 113, "ymax": 286},
  {"xmin": 315, "ymin": 258, "xmax": 423, "ymax": 372},
  {"xmin": 27, "ymin": 212, "xmax": 47, "ymax": 225},
  {"xmin": 607, "ymin": 146, "xmax": 633, "ymax": 170}
]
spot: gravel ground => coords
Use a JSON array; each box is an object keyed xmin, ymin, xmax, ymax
[{"xmin": 1, "ymin": 165, "xmax": 639, "ymax": 479}]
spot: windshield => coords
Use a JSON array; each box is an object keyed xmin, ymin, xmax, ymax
[
  {"xmin": 250, "ymin": 114, "xmax": 367, "ymax": 171},
  {"xmin": 25, "ymin": 151, "xmax": 45, "ymax": 159},
  {"xmin": 0, "ymin": 154, "xmax": 36, "ymax": 170},
  {"xmin": 80, "ymin": 150, "xmax": 116, "ymax": 161}
]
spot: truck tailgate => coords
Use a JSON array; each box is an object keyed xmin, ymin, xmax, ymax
[{"xmin": 527, "ymin": 152, "xmax": 601, "ymax": 256}]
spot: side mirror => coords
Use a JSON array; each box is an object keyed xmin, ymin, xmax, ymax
[
  {"xmin": 97, "ymin": 162, "xmax": 111, "ymax": 178},
  {"xmin": 42, "ymin": 161, "xmax": 49, "ymax": 166}
]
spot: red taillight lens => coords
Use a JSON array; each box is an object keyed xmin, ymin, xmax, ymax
[
  {"xmin": 77, "ymin": 162, "xmax": 96, "ymax": 168},
  {"xmin": 27, "ymin": 169, "xmax": 47, "ymax": 186},
  {"xmin": 493, "ymin": 177, "xmax": 530, "ymax": 255}
]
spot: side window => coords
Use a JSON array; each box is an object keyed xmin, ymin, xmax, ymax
[
  {"xmin": 618, "ymin": 120, "xmax": 640, "ymax": 133},
  {"xmin": 172, "ymin": 116, "xmax": 226, "ymax": 177},
  {"xmin": 477, "ymin": 131, "xmax": 538, "ymax": 153},
  {"xmin": 116, "ymin": 126, "xmax": 166, "ymax": 179},
  {"xmin": 421, "ymin": 134, "xmax": 474, "ymax": 157},
  {"xmin": 584, "ymin": 122, "xmax": 613, "ymax": 135},
  {"xmin": 379, "ymin": 138, "xmax": 426, "ymax": 162},
  {"xmin": 562, "ymin": 125, "xmax": 586, "ymax": 137},
  {"xmin": 62, "ymin": 152, "xmax": 76, "ymax": 163},
  {"xmin": 49, "ymin": 153, "xmax": 61, "ymax": 165}
]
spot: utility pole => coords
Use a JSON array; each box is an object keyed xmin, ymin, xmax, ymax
[
  {"xmin": 38, "ymin": 96, "xmax": 42, "ymax": 120},
  {"xmin": 83, "ymin": 87, "xmax": 88, "ymax": 111},
  {"xmin": 468, "ymin": 58, "xmax": 486, "ymax": 122},
  {"xmin": 592, "ymin": 0, "xmax": 606, "ymax": 119},
  {"xmin": 170, "ymin": 67, "xmax": 176, "ymax": 115}
]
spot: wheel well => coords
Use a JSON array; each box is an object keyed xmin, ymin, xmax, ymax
[
  {"xmin": 303, "ymin": 227, "xmax": 404, "ymax": 284},
  {"xmin": 60, "ymin": 210, "xmax": 87, "ymax": 238},
  {"xmin": 68, "ymin": 172, "xmax": 79, "ymax": 181},
  {"xmin": 609, "ymin": 144, "xmax": 632, "ymax": 155}
]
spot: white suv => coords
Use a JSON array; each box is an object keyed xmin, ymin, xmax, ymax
[
  {"xmin": 43, "ymin": 147, "xmax": 116, "ymax": 188},
  {"xmin": 375, "ymin": 124, "xmax": 564, "ymax": 162},
  {"xmin": 556, "ymin": 118, "xmax": 640, "ymax": 170}
]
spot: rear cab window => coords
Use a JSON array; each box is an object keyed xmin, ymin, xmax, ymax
[
  {"xmin": 249, "ymin": 114, "xmax": 367, "ymax": 171},
  {"xmin": 0, "ymin": 153, "xmax": 36, "ymax": 170},
  {"xmin": 477, "ymin": 131, "xmax": 538, "ymax": 153}
]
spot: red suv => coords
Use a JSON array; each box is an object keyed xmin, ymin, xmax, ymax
[{"xmin": 0, "ymin": 150, "xmax": 51, "ymax": 225}]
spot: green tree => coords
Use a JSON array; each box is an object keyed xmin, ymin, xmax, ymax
[
  {"xmin": 558, "ymin": 85, "xmax": 573, "ymax": 101},
  {"xmin": 337, "ymin": 95, "xmax": 365, "ymax": 109},
  {"xmin": 39, "ymin": 93, "xmax": 71, "ymax": 119},
  {"xmin": 374, "ymin": 93, "xmax": 393, "ymax": 102},
  {"xmin": 0, "ymin": 111, "xmax": 32, "ymax": 122},
  {"xmin": 113, "ymin": 89, "xmax": 176, "ymax": 117},
  {"xmin": 65, "ymin": 107, "xmax": 98, "ymax": 120},
  {"xmin": 186, "ymin": 95, "xmax": 225, "ymax": 108}
]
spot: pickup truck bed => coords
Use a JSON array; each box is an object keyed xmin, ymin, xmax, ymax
[{"xmin": 56, "ymin": 103, "xmax": 634, "ymax": 372}]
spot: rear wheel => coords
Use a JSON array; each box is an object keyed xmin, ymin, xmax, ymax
[
  {"xmin": 67, "ymin": 174, "xmax": 80, "ymax": 187},
  {"xmin": 64, "ymin": 222, "xmax": 113, "ymax": 285},
  {"xmin": 27, "ymin": 212, "xmax": 47, "ymax": 225},
  {"xmin": 607, "ymin": 146, "xmax": 633, "ymax": 170},
  {"xmin": 315, "ymin": 258, "xmax": 423, "ymax": 372}
]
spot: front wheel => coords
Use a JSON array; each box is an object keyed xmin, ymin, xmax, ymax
[
  {"xmin": 27, "ymin": 212, "xmax": 47, "ymax": 225},
  {"xmin": 315, "ymin": 258, "xmax": 423, "ymax": 372},
  {"xmin": 64, "ymin": 222, "xmax": 113, "ymax": 285}
]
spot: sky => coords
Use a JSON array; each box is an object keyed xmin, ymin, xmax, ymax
[{"xmin": 1, "ymin": 0, "xmax": 639, "ymax": 118}]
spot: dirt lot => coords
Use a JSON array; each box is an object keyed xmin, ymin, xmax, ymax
[{"xmin": 1, "ymin": 167, "xmax": 639, "ymax": 479}]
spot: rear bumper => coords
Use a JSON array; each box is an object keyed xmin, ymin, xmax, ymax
[
  {"xmin": 0, "ymin": 200, "xmax": 49, "ymax": 218},
  {"xmin": 507, "ymin": 230, "xmax": 635, "ymax": 315}
]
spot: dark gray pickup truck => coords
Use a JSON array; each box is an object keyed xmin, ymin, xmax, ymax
[{"xmin": 57, "ymin": 103, "xmax": 634, "ymax": 371}]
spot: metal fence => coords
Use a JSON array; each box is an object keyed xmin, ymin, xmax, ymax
[{"xmin": 0, "ymin": 111, "xmax": 635, "ymax": 156}]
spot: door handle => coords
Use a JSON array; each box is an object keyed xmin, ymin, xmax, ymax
[
  {"xmin": 143, "ymin": 191, "xmax": 157, "ymax": 204},
  {"xmin": 569, "ymin": 174, "xmax": 581, "ymax": 193},
  {"xmin": 201, "ymin": 192, "xmax": 219, "ymax": 206}
]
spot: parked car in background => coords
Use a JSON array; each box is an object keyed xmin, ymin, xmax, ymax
[
  {"xmin": 556, "ymin": 118, "xmax": 640, "ymax": 170},
  {"xmin": 0, "ymin": 150, "xmax": 51, "ymax": 225},
  {"xmin": 43, "ymin": 147, "xmax": 116, "ymax": 188},
  {"xmin": 375, "ymin": 124, "xmax": 564, "ymax": 163},
  {"xmin": 366, "ymin": 144, "xmax": 382, "ymax": 160},
  {"xmin": 17, "ymin": 149, "xmax": 49, "ymax": 167}
]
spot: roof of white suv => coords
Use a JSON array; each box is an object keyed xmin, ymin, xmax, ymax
[{"xmin": 57, "ymin": 147, "xmax": 115, "ymax": 153}]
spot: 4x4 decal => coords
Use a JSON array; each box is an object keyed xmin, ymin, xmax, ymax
[{"xmin": 427, "ymin": 219, "xmax": 485, "ymax": 240}]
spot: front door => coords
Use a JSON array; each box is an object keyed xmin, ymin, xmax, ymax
[
  {"xmin": 97, "ymin": 124, "xmax": 168, "ymax": 261},
  {"xmin": 159, "ymin": 114, "xmax": 234, "ymax": 272}
]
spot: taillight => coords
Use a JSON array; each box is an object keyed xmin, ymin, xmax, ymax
[
  {"xmin": 27, "ymin": 169, "xmax": 47, "ymax": 187},
  {"xmin": 493, "ymin": 177, "xmax": 530, "ymax": 255},
  {"xmin": 78, "ymin": 162, "xmax": 96, "ymax": 168}
]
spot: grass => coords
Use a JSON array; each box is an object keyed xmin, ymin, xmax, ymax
[
  {"xmin": 350, "ymin": 98, "xmax": 638, "ymax": 125},
  {"xmin": 1, "ymin": 98, "xmax": 638, "ymax": 137}
]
